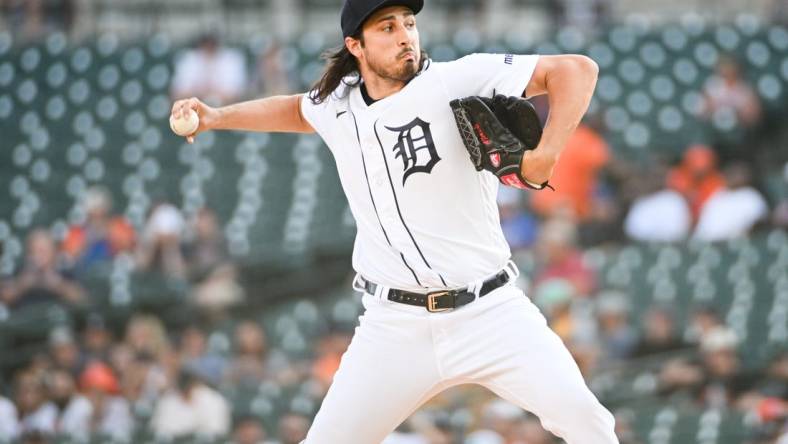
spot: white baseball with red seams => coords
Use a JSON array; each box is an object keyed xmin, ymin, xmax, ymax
[{"xmin": 299, "ymin": 53, "xmax": 619, "ymax": 443}]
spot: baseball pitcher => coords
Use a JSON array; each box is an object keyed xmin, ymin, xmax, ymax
[{"xmin": 170, "ymin": 0, "xmax": 618, "ymax": 442}]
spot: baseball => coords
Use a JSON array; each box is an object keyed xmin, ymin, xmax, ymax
[{"xmin": 169, "ymin": 108, "xmax": 200, "ymax": 136}]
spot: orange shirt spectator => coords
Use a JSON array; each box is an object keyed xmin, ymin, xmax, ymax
[
  {"xmin": 62, "ymin": 187, "xmax": 135, "ymax": 273},
  {"xmin": 667, "ymin": 144, "xmax": 726, "ymax": 221},
  {"xmin": 530, "ymin": 124, "xmax": 610, "ymax": 220},
  {"xmin": 63, "ymin": 219, "xmax": 135, "ymax": 257}
]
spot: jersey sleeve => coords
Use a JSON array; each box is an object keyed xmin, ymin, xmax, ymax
[
  {"xmin": 300, "ymin": 92, "xmax": 333, "ymax": 137},
  {"xmin": 442, "ymin": 53, "xmax": 539, "ymax": 99}
]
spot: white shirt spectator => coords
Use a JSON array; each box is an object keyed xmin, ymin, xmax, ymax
[
  {"xmin": 58, "ymin": 395, "xmax": 134, "ymax": 440},
  {"xmin": 151, "ymin": 384, "xmax": 230, "ymax": 438},
  {"xmin": 57, "ymin": 396, "xmax": 92, "ymax": 439},
  {"xmin": 0, "ymin": 397, "xmax": 19, "ymax": 440},
  {"xmin": 693, "ymin": 187, "xmax": 768, "ymax": 241},
  {"xmin": 625, "ymin": 190, "xmax": 691, "ymax": 242},
  {"xmin": 171, "ymin": 45, "xmax": 247, "ymax": 106},
  {"xmin": 19, "ymin": 402, "xmax": 57, "ymax": 435},
  {"xmin": 93, "ymin": 396, "xmax": 135, "ymax": 440}
]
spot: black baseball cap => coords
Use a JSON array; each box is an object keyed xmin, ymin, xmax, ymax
[{"xmin": 341, "ymin": 0, "xmax": 424, "ymax": 38}]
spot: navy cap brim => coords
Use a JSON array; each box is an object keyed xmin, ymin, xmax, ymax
[{"xmin": 342, "ymin": 0, "xmax": 424, "ymax": 38}]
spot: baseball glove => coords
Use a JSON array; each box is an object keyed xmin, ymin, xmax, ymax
[{"xmin": 450, "ymin": 94, "xmax": 553, "ymax": 190}]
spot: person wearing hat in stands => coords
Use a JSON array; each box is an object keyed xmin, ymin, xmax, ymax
[{"xmin": 79, "ymin": 362, "xmax": 133, "ymax": 441}]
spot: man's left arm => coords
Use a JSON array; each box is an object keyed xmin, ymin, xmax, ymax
[{"xmin": 520, "ymin": 55, "xmax": 599, "ymax": 185}]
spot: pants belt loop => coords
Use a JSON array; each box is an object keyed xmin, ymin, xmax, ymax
[
  {"xmin": 374, "ymin": 283, "xmax": 389, "ymax": 301},
  {"xmin": 351, "ymin": 274, "xmax": 366, "ymax": 293},
  {"xmin": 505, "ymin": 260, "xmax": 520, "ymax": 281},
  {"xmin": 467, "ymin": 279, "xmax": 484, "ymax": 301}
]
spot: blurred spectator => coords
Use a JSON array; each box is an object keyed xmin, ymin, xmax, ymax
[
  {"xmin": 253, "ymin": 41, "xmax": 294, "ymax": 97},
  {"xmin": 48, "ymin": 327, "xmax": 84, "ymax": 377},
  {"xmin": 632, "ymin": 305, "xmax": 690, "ymax": 358},
  {"xmin": 511, "ymin": 414, "xmax": 555, "ymax": 444},
  {"xmin": 534, "ymin": 279, "xmax": 583, "ymax": 341},
  {"xmin": 389, "ymin": 411, "xmax": 453, "ymax": 444},
  {"xmin": 658, "ymin": 326, "xmax": 759, "ymax": 407},
  {"xmin": 533, "ymin": 279, "xmax": 598, "ymax": 374},
  {"xmin": 171, "ymin": 33, "xmax": 248, "ymax": 106},
  {"xmin": 78, "ymin": 362, "xmax": 134, "ymax": 440},
  {"xmin": 192, "ymin": 264, "xmax": 245, "ymax": 315},
  {"xmin": 224, "ymin": 321, "xmax": 269, "ymax": 388},
  {"xmin": 612, "ymin": 409, "xmax": 644, "ymax": 444},
  {"xmin": 1, "ymin": 229, "xmax": 86, "ymax": 310},
  {"xmin": 692, "ymin": 162, "xmax": 769, "ymax": 241},
  {"xmin": 595, "ymin": 291, "xmax": 637, "ymax": 361},
  {"xmin": 701, "ymin": 56, "xmax": 763, "ymax": 162},
  {"xmin": 0, "ymin": 394, "xmax": 20, "ymax": 440},
  {"xmin": 185, "ymin": 208, "xmax": 245, "ymax": 313},
  {"xmin": 277, "ymin": 412, "xmax": 311, "ymax": 444},
  {"xmin": 696, "ymin": 327, "xmax": 759, "ymax": 409},
  {"xmin": 177, "ymin": 325, "xmax": 228, "ymax": 388},
  {"xmin": 61, "ymin": 186, "xmax": 135, "ymax": 275},
  {"xmin": 47, "ymin": 367, "xmax": 91, "ymax": 439},
  {"xmin": 685, "ymin": 305, "xmax": 724, "ymax": 345},
  {"xmin": 533, "ymin": 217, "xmax": 596, "ymax": 297},
  {"xmin": 135, "ymin": 203, "xmax": 187, "ymax": 279},
  {"xmin": 624, "ymin": 166, "xmax": 691, "ymax": 242},
  {"xmin": 125, "ymin": 314, "xmax": 172, "ymax": 360},
  {"xmin": 179, "ymin": 325, "xmax": 211, "ymax": 363},
  {"xmin": 467, "ymin": 405, "xmax": 554, "ymax": 444},
  {"xmin": 497, "ymin": 187, "xmax": 538, "ymax": 250},
  {"xmin": 111, "ymin": 345, "xmax": 168, "ymax": 417},
  {"xmin": 0, "ymin": 0, "xmax": 75, "ymax": 41},
  {"xmin": 184, "ymin": 208, "xmax": 229, "ymax": 281},
  {"xmin": 81, "ymin": 313, "xmax": 113, "ymax": 365},
  {"xmin": 701, "ymin": 56, "xmax": 762, "ymax": 128},
  {"xmin": 231, "ymin": 415, "xmax": 271, "ymax": 444},
  {"xmin": 756, "ymin": 350, "xmax": 788, "ymax": 402},
  {"xmin": 738, "ymin": 350, "xmax": 788, "ymax": 434},
  {"xmin": 150, "ymin": 361, "xmax": 231, "ymax": 439},
  {"xmin": 383, "ymin": 414, "xmax": 430, "ymax": 444},
  {"xmin": 549, "ymin": 0, "xmax": 611, "ymax": 32},
  {"xmin": 311, "ymin": 327, "xmax": 353, "ymax": 394},
  {"xmin": 667, "ymin": 144, "xmax": 726, "ymax": 222},
  {"xmin": 530, "ymin": 123, "xmax": 611, "ymax": 222},
  {"xmin": 123, "ymin": 314, "xmax": 177, "ymax": 392},
  {"xmin": 14, "ymin": 371, "xmax": 56, "ymax": 437}
]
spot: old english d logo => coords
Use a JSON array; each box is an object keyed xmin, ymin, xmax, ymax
[{"xmin": 386, "ymin": 118, "xmax": 440, "ymax": 185}]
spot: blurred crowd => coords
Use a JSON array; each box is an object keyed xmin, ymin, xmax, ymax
[
  {"xmin": 500, "ymin": 52, "xmax": 785, "ymax": 253},
  {"xmin": 0, "ymin": 141, "xmax": 788, "ymax": 444}
]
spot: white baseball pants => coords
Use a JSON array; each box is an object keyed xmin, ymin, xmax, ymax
[{"xmin": 304, "ymin": 279, "xmax": 618, "ymax": 444}]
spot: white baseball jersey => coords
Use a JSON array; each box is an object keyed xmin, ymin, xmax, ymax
[{"xmin": 301, "ymin": 53, "xmax": 539, "ymax": 291}]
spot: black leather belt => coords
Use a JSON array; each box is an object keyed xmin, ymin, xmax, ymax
[{"xmin": 362, "ymin": 270, "xmax": 510, "ymax": 312}]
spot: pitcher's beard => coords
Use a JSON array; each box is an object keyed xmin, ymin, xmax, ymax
[{"xmin": 368, "ymin": 55, "xmax": 420, "ymax": 83}]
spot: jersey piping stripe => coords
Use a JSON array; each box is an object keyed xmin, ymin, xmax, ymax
[
  {"xmin": 399, "ymin": 252, "xmax": 421, "ymax": 287},
  {"xmin": 373, "ymin": 119, "xmax": 448, "ymax": 288},
  {"xmin": 349, "ymin": 108, "xmax": 423, "ymax": 288}
]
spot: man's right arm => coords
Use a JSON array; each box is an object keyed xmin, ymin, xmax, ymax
[{"xmin": 170, "ymin": 94, "xmax": 315, "ymax": 143}]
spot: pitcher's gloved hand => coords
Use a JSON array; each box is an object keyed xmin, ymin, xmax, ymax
[{"xmin": 450, "ymin": 94, "xmax": 553, "ymax": 190}]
